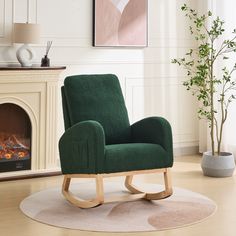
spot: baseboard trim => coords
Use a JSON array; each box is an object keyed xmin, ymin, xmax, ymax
[
  {"xmin": 0, "ymin": 170, "xmax": 62, "ymax": 182},
  {"xmin": 174, "ymin": 146, "xmax": 199, "ymax": 157}
]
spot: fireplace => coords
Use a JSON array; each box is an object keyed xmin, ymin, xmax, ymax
[
  {"xmin": 0, "ymin": 103, "xmax": 31, "ymax": 172},
  {"xmin": 0, "ymin": 67, "xmax": 66, "ymax": 179}
]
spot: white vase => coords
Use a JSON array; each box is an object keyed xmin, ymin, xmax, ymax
[
  {"xmin": 16, "ymin": 43, "xmax": 35, "ymax": 67},
  {"xmin": 201, "ymin": 151, "xmax": 235, "ymax": 177}
]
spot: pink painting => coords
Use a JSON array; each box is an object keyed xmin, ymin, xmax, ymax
[{"xmin": 93, "ymin": 0, "xmax": 148, "ymax": 47}]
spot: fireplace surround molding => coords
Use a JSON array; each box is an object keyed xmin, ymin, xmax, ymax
[{"xmin": 0, "ymin": 67, "xmax": 66, "ymax": 179}]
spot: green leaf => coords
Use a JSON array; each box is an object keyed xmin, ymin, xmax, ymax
[{"xmin": 181, "ymin": 4, "xmax": 187, "ymax": 11}]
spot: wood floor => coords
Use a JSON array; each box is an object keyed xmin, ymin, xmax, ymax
[{"xmin": 0, "ymin": 155, "xmax": 236, "ymax": 236}]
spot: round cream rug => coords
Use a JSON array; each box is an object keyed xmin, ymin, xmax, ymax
[{"xmin": 20, "ymin": 182, "xmax": 216, "ymax": 232}]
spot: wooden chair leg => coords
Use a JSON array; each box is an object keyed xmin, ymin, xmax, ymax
[
  {"xmin": 146, "ymin": 168, "xmax": 173, "ymax": 200},
  {"xmin": 164, "ymin": 168, "xmax": 173, "ymax": 194},
  {"xmin": 125, "ymin": 175, "xmax": 143, "ymax": 194},
  {"xmin": 95, "ymin": 175, "xmax": 104, "ymax": 204},
  {"xmin": 62, "ymin": 175, "xmax": 71, "ymax": 191},
  {"xmin": 62, "ymin": 175, "xmax": 104, "ymax": 208},
  {"xmin": 125, "ymin": 168, "xmax": 173, "ymax": 200}
]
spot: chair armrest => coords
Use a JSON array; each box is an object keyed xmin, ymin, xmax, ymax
[
  {"xmin": 131, "ymin": 117, "xmax": 173, "ymax": 163},
  {"xmin": 59, "ymin": 120, "xmax": 105, "ymax": 174}
]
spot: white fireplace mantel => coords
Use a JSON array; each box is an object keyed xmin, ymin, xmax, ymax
[{"xmin": 0, "ymin": 67, "xmax": 66, "ymax": 179}]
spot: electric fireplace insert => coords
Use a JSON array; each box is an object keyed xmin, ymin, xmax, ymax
[{"xmin": 0, "ymin": 103, "xmax": 31, "ymax": 172}]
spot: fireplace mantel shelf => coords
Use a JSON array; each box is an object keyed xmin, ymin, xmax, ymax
[{"xmin": 0, "ymin": 66, "xmax": 66, "ymax": 71}]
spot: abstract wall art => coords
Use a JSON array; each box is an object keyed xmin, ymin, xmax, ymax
[{"xmin": 93, "ymin": 0, "xmax": 148, "ymax": 47}]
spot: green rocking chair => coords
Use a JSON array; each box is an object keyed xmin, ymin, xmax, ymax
[{"xmin": 59, "ymin": 74, "xmax": 173, "ymax": 208}]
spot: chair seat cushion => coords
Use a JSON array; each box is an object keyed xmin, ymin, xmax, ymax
[{"xmin": 104, "ymin": 143, "xmax": 170, "ymax": 173}]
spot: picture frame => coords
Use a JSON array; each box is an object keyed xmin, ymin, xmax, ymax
[{"xmin": 93, "ymin": 0, "xmax": 148, "ymax": 47}]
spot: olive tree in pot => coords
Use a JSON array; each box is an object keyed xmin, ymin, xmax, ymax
[{"xmin": 172, "ymin": 4, "xmax": 236, "ymax": 177}]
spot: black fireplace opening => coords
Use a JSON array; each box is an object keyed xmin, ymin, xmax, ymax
[{"xmin": 0, "ymin": 103, "xmax": 31, "ymax": 173}]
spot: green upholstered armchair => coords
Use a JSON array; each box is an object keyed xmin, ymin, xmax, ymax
[{"xmin": 59, "ymin": 74, "xmax": 173, "ymax": 208}]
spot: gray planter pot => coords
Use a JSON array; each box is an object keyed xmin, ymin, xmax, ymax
[{"xmin": 201, "ymin": 151, "xmax": 235, "ymax": 177}]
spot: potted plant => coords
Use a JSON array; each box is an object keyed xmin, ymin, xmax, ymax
[{"xmin": 172, "ymin": 4, "xmax": 236, "ymax": 177}]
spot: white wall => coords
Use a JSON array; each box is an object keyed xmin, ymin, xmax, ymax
[{"xmin": 0, "ymin": 0, "xmax": 202, "ymax": 155}]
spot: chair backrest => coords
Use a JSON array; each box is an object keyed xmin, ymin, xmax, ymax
[{"xmin": 62, "ymin": 74, "xmax": 131, "ymax": 144}]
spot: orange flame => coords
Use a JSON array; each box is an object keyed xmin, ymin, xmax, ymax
[{"xmin": 0, "ymin": 134, "xmax": 30, "ymax": 161}]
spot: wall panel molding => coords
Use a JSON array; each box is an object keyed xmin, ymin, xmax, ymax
[
  {"xmin": 0, "ymin": 0, "xmax": 6, "ymax": 38},
  {"xmin": 13, "ymin": 0, "xmax": 27, "ymax": 23},
  {"xmin": 0, "ymin": 0, "xmax": 13, "ymax": 46},
  {"xmin": 125, "ymin": 76, "xmax": 198, "ymax": 147}
]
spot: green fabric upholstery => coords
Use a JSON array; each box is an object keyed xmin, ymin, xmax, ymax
[
  {"xmin": 59, "ymin": 74, "xmax": 173, "ymax": 175},
  {"xmin": 63, "ymin": 74, "xmax": 131, "ymax": 144},
  {"xmin": 59, "ymin": 120, "xmax": 105, "ymax": 174},
  {"xmin": 131, "ymin": 117, "xmax": 173, "ymax": 167},
  {"xmin": 105, "ymin": 143, "xmax": 168, "ymax": 173},
  {"xmin": 61, "ymin": 86, "xmax": 72, "ymax": 130}
]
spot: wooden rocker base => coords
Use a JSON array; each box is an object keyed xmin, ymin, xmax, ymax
[{"xmin": 62, "ymin": 168, "xmax": 173, "ymax": 208}]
